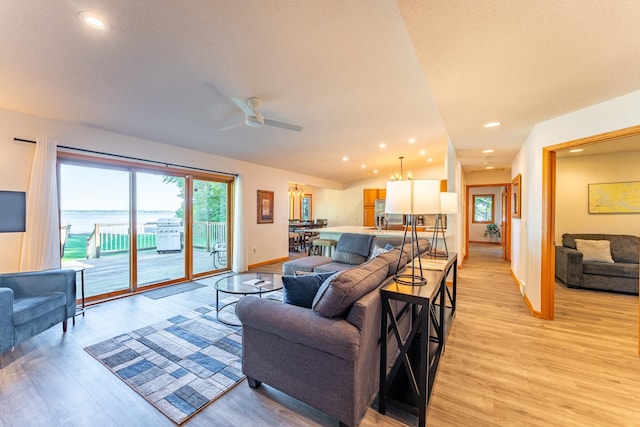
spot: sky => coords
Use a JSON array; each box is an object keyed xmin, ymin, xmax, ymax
[{"xmin": 60, "ymin": 164, "xmax": 183, "ymax": 211}]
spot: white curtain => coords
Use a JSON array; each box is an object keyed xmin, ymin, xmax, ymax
[
  {"xmin": 232, "ymin": 173, "xmax": 247, "ymax": 272},
  {"xmin": 19, "ymin": 138, "xmax": 60, "ymax": 272}
]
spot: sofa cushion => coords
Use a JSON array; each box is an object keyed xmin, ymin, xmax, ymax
[
  {"xmin": 13, "ymin": 292, "xmax": 66, "ymax": 326},
  {"xmin": 282, "ymin": 255, "xmax": 333, "ymax": 276},
  {"xmin": 313, "ymin": 262, "xmax": 357, "ymax": 273},
  {"xmin": 283, "ymin": 272, "xmax": 337, "ymax": 308},
  {"xmin": 312, "ymin": 256, "xmax": 389, "ymax": 318},
  {"xmin": 583, "ymin": 262, "xmax": 639, "ymax": 279},
  {"xmin": 562, "ymin": 234, "xmax": 639, "ymax": 264},
  {"xmin": 376, "ymin": 248, "xmax": 408, "ymax": 277},
  {"xmin": 331, "ymin": 233, "xmax": 375, "ymax": 266},
  {"xmin": 575, "ymin": 239, "xmax": 614, "ymax": 263}
]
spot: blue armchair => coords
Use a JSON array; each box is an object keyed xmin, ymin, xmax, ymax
[{"xmin": 0, "ymin": 269, "xmax": 76, "ymax": 364}]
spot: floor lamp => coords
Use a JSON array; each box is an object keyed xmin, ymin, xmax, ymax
[
  {"xmin": 430, "ymin": 192, "xmax": 458, "ymax": 257},
  {"xmin": 385, "ymin": 179, "xmax": 441, "ymax": 286}
]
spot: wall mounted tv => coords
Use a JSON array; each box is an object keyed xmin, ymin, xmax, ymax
[{"xmin": 0, "ymin": 191, "xmax": 26, "ymax": 232}]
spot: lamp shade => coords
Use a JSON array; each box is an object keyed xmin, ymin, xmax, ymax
[
  {"xmin": 412, "ymin": 180, "xmax": 441, "ymax": 214},
  {"xmin": 385, "ymin": 180, "xmax": 412, "ymax": 213},
  {"xmin": 440, "ymin": 192, "xmax": 459, "ymax": 214},
  {"xmin": 385, "ymin": 179, "xmax": 441, "ymax": 214}
]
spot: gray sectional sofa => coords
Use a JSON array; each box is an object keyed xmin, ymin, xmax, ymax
[
  {"xmin": 236, "ymin": 237, "xmax": 431, "ymax": 427},
  {"xmin": 282, "ymin": 232, "xmax": 430, "ymax": 276},
  {"xmin": 555, "ymin": 233, "xmax": 639, "ymax": 294}
]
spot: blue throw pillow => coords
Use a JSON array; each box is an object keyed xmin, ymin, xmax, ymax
[{"xmin": 283, "ymin": 271, "xmax": 337, "ymax": 308}]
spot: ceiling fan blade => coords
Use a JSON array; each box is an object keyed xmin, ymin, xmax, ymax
[
  {"xmin": 231, "ymin": 97, "xmax": 255, "ymax": 117},
  {"xmin": 219, "ymin": 121, "xmax": 244, "ymax": 131},
  {"xmin": 263, "ymin": 118, "xmax": 303, "ymax": 132}
]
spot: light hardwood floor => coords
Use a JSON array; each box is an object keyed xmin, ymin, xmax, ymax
[{"xmin": 1, "ymin": 244, "xmax": 639, "ymax": 426}]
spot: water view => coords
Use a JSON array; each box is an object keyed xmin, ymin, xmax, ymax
[{"xmin": 61, "ymin": 210, "xmax": 176, "ymax": 234}]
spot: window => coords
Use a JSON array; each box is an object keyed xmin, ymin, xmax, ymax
[{"xmin": 473, "ymin": 194, "xmax": 494, "ymax": 223}]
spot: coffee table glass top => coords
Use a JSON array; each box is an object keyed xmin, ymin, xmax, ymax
[{"xmin": 214, "ymin": 272, "xmax": 283, "ymax": 294}]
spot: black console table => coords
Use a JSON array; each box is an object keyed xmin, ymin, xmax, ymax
[{"xmin": 378, "ymin": 253, "xmax": 457, "ymax": 427}]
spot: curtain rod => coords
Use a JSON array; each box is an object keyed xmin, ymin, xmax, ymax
[{"xmin": 14, "ymin": 137, "xmax": 238, "ymax": 177}]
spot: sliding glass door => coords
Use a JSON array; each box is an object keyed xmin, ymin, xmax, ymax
[
  {"xmin": 59, "ymin": 154, "xmax": 232, "ymax": 302},
  {"xmin": 59, "ymin": 163, "xmax": 131, "ymax": 298},
  {"xmin": 192, "ymin": 179, "xmax": 228, "ymax": 274},
  {"xmin": 136, "ymin": 171, "xmax": 186, "ymax": 287}
]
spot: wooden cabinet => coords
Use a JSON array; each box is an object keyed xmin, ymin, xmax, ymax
[{"xmin": 363, "ymin": 188, "xmax": 385, "ymax": 226}]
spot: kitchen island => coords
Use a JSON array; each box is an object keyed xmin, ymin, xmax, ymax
[{"xmin": 316, "ymin": 226, "xmax": 434, "ymax": 240}]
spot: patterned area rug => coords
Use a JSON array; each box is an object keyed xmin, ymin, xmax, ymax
[{"xmin": 85, "ymin": 305, "xmax": 243, "ymax": 425}]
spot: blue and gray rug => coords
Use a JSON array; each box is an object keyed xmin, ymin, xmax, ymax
[{"xmin": 85, "ymin": 305, "xmax": 243, "ymax": 425}]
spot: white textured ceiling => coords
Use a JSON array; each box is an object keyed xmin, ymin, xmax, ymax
[{"xmin": 1, "ymin": 1, "xmax": 639, "ymax": 183}]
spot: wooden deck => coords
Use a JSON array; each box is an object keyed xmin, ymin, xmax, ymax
[{"xmin": 63, "ymin": 248, "xmax": 220, "ymax": 300}]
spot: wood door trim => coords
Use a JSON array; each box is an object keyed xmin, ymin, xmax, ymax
[{"xmin": 540, "ymin": 124, "xmax": 640, "ymax": 346}]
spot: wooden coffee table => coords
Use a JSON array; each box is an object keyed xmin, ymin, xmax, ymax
[{"xmin": 214, "ymin": 272, "xmax": 283, "ymax": 326}]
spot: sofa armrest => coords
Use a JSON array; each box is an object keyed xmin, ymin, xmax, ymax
[
  {"xmin": 0, "ymin": 270, "xmax": 76, "ymax": 319},
  {"xmin": 0, "ymin": 288, "xmax": 15, "ymax": 352},
  {"xmin": 236, "ymin": 296, "xmax": 360, "ymax": 361},
  {"xmin": 555, "ymin": 246, "xmax": 583, "ymax": 287}
]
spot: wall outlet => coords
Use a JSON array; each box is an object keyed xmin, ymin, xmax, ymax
[{"xmin": 252, "ymin": 247, "xmax": 256, "ymax": 254}]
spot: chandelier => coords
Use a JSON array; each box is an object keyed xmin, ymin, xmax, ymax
[
  {"xmin": 288, "ymin": 183, "xmax": 304, "ymax": 196},
  {"xmin": 389, "ymin": 156, "xmax": 413, "ymax": 181}
]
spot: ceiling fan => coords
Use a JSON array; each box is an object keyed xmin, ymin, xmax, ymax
[{"xmin": 221, "ymin": 97, "xmax": 303, "ymax": 132}]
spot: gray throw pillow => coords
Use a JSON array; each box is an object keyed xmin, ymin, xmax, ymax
[{"xmin": 312, "ymin": 257, "xmax": 389, "ymax": 318}]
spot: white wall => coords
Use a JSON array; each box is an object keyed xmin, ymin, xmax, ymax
[
  {"xmin": 556, "ymin": 150, "xmax": 640, "ymax": 242},
  {"xmin": 0, "ymin": 108, "xmax": 342, "ymax": 273},
  {"xmin": 312, "ymin": 162, "xmax": 448, "ymax": 227},
  {"xmin": 514, "ymin": 89, "xmax": 640, "ymax": 311},
  {"xmin": 464, "ymin": 169, "xmax": 512, "ymax": 186},
  {"xmin": 468, "ymin": 186, "xmax": 503, "ymax": 242}
]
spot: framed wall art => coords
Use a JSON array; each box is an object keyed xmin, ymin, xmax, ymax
[
  {"xmin": 588, "ymin": 181, "xmax": 640, "ymax": 213},
  {"xmin": 512, "ymin": 174, "xmax": 521, "ymax": 218},
  {"xmin": 257, "ymin": 190, "xmax": 274, "ymax": 223}
]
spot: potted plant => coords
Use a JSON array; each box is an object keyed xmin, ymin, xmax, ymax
[{"xmin": 484, "ymin": 223, "xmax": 501, "ymax": 241}]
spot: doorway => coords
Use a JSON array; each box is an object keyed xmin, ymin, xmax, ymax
[
  {"xmin": 465, "ymin": 183, "xmax": 511, "ymax": 262},
  {"xmin": 541, "ymin": 125, "xmax": 640, "ymax": 325}
]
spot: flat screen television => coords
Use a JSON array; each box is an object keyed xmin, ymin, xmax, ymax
[{"xmin": 0, "ymin": 191, "xmax": 26, "ymax": 232}]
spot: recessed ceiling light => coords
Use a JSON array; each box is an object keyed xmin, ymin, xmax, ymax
[
  {"xmin": 78, "ymin": 11, "xmax": 110, "ymax": 31},
  {"xmin": 485, "ymin": 166, "xmax": 495, "ymax": 170},
  {"xmin": 427, "ymin": 158, "xmax": 433, "ymax": 162},
  {"xmin": 569, "ymin": 148, "xmax": 584, "ymax": 153},
  {"xmin": 379, "ymin": 143, "xmax": 386, "ymax": 149},
  {"xmin": 342, "ymin": 156, "xmax": 348, "ymax": 161},
  {"xmin": 484, "ymin": 121, "xmax": 501, "ymax": 128},
  {"xmin": 483, "ymin": 149, "xmax": 495, "ymax": 154},
  {"xmin": 408, "ymin": 138, "xmax": 416, "ymax": 144},
  {"xmin": 361, "ymin": 164, "xmax": 366, "ymax": 169},
  {"xmin": 419, "ymin": 150, "xmax": 426, "ymax": 155},
  {"xmin": 373, "ymin": 169, "xmax": 379, "ymax": 174}
]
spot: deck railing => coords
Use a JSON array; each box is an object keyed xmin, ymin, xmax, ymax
[{"xmin": 85, "ymin": 221, "xmax": 226, "ymax": 258}]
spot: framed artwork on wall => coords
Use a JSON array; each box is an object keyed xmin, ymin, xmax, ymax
[
  {"xmin": 588, "ymin": 181, "xmax": 640, "ymax": 213},
  {"xmin": 512, "ymin": 174, "xmax": 521, "ymax": 218},
  {"xmin": 257, "ymin": 190, "xmax": 274, "ymax": 224}
]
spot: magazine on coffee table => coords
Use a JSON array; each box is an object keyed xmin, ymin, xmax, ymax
[{"xmin": 242, "ymin": 279, "xmax": 272, "ymax": 287}]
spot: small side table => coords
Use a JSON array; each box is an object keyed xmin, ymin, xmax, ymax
[
  {"xmin": 63, "ymin": 264, "xmax": 86, "ymax": 320},
  {"xmin": 378, "ymin": 253, "xmax": 457, "ymax": 427}
]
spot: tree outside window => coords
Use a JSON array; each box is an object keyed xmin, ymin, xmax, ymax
[{"xmin": 473, "ymin": 194, "xmax": 494, "ymax": 223}]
